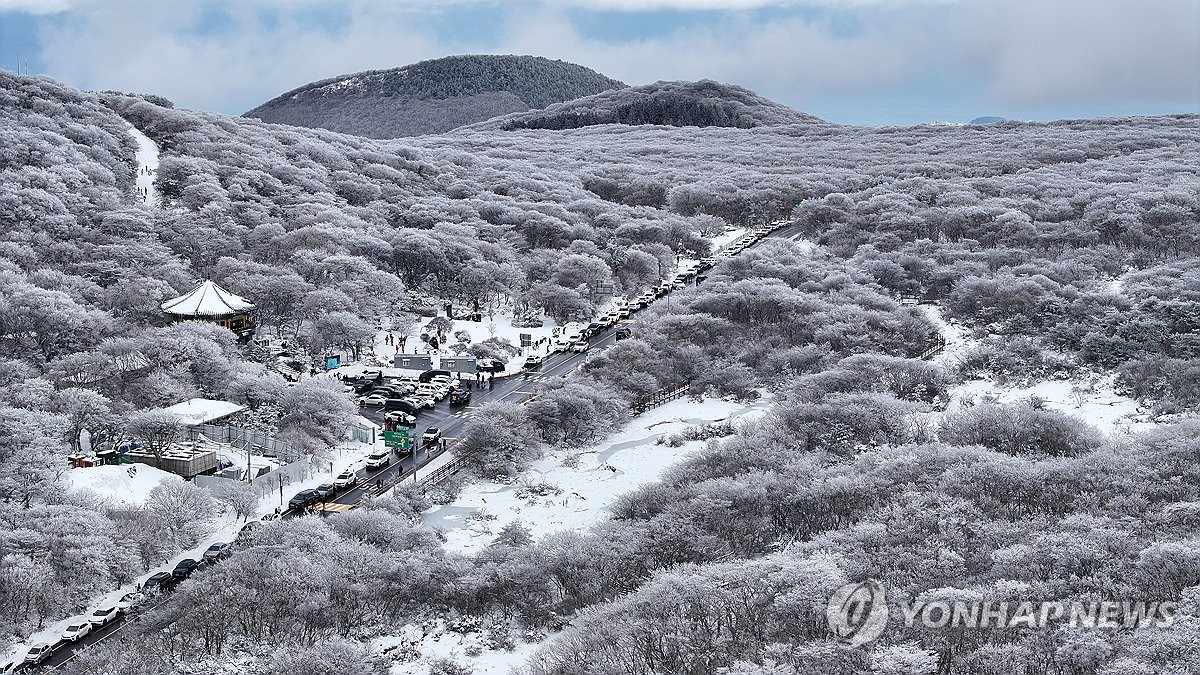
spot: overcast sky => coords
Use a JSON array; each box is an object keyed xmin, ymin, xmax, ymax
[{"xmin": 2, "ymin": 0, "xmax": 1197, "ymax": 125}]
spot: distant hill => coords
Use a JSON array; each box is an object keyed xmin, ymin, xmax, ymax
[
  {"xmin": 487, "ymin": 80, "xmax": 824, "ymax": 131},
  {"xmin": 244, "ymin": 55, "xmax": 626, "ymax": 138},
  {"xmin": 970, "ymin": 116, "xmax": 1007, "ymax": 125}
]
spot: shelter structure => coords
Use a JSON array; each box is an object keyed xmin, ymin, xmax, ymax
[{"xmin": 161, "ymin": 280, "xmax": 256, "ymax": 337}]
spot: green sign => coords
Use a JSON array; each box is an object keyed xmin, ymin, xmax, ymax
[{"xmin": 384, "ymin": 429, "xmax": 411, "ymax": 450}]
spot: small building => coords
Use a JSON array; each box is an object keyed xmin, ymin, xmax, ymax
[
  {"xmin": 158, "ymin": 398, "xmax": 246, "ymax": 427},
  {"xmin": 161, "ymin": 280, "xmax": 256, "ymax": 337}
]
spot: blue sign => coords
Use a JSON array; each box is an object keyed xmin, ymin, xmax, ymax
[{"xmin": 325, "ymin": 354, "xmax": 340, "ymax": 370}]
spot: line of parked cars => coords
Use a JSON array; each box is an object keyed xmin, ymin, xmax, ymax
[
  {"xmin": 6, "ymin": 536, "xmax": 239, "ymax": 671},
  {"xmin": 349, "ymin": 370, "xmax": 468, "ymax": 421}
]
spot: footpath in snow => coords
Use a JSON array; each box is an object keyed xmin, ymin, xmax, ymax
[{"xmin": 127, "ymin": 126, "xmax": 160, "ymax": 207}]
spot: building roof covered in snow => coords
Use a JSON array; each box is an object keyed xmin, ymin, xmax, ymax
[
  {"xmin": 157, "ymin": 398, "xmax": 246, "ymax": 426},
  {"xmin": 160, "ymin": 280, "xmax": 255, "ymax": 317}
]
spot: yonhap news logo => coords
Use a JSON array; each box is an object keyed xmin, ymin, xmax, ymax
[
  {"xmin": 825, "ymin": 581, "xmax": 1178, "ymax": 649},
  {"xmin": 826, "ymin": 580, "xmax": 889, "ymax": 649}
]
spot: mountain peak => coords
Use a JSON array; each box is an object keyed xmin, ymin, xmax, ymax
[{"xmin": 243, "ymin": 55, "xmax": 625, "ymax": 138}]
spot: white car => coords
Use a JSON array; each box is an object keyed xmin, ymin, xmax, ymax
[
  {"xmin": 570, "ymin": 341, "xmax": 590, "ymax": 353},
  {"xmin": 405, "ymin": 394, "xmax": 436, "ymax": 409},
  {"xmin": 23, "ymin": 644, "xmax": 52, "ymax": 666},
  {"xmin": 359, "ymin": 393, "xmax": 389, "ymax": 406},
  {"xmin": 88, "ymin": 606, "xmax": 121, "ymax": 627},
  {"xmin": 365, "ymin": 452, "xmax": 389, "ymax": 469},
  {"xmin": 384, "ymin": 410, "xmax": 417, "ymax": 426},
  {"xmin": 333, "ymin": 469, "xmax": 358, "ymax": 488},
  {"xmin": 61, "ymin": 620, "xmax": 92, "ymax": 642}
]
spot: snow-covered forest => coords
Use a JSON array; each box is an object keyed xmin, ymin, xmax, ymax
[{"xmin": 2, "ymin": 66, "xmax": 1200, "ymax": 674}]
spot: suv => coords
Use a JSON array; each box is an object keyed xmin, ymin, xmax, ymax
[
  {"xmin": 142, "ymin": 571, "xmax": 175, "ymax": 594},
  {"xmin": 449, "ymin": 386, "xmax": 471, "ymax": 404},
  {"xmin": 615, "ymin": 327, "xmax": 632, "ymax": 340},
  {"xmin": 288, "ymin": 489, "xmax": 320, "ymax": 510},
  {"xmin": 202, "ymin": 542, "xmax": 230, "ymax": 564},
  {"xmin": 522, "ymin": 354, "xmax": 543, "ymax": 369},
  {"xmin": 61, "ymin": 620, "xmax": 91, "ymax": 642},
  {"xmin": 172, "ymin": 558, "xmax": 200, "ymax": 579},
  {"xmin": 365, "ymin": 451, "xmax": 390, "ymax": 469},
  {"xmin": 23, "ymin": 644, "xmax": 52, "ymax": 666},
  {"xmin": 422, "ymin": 428, "xmax": 442, "ymax": 447},
  {"xmin": 313, "ymin": 483, "xmax": 336, "ymax": 502},
  {"xmin": 333, "ymin": 469, "xmax": 358, "ymax": 488}
]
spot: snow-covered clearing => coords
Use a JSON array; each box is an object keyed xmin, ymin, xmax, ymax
[
  {"xmin": 424, "ymin": 394, "xmax": 771, "ymax": 554},
  {"xmin": 127, "ymin": 125, "xmax": 160, "ymax": 207},
  {"xmin": 918, "ymin": 305, "xmax": 1159, "ymax": 436},
  {"xmin": 376, "ymin": 395, "xmax": 770, "ymax": 675},
  {"xmin": 66, "ymin": 463, "xmax": 181, "ymax": 506}
]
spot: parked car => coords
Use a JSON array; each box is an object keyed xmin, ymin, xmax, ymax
[
  {"xmin": 288, "ymin": 489, "xmax": 320, "ymax": 510},
  {"xmin": 359, "ymin": 393, "xmax": 389, "ymax": 407},
  {"xmin": 586, "ymin": 322, "xmax": 603, "ymax": 336},
  {"xmin": 418, "ymin": 369, "xmax": 453, "ymax": 383},
  {"xmin": 404, "ymin": 394, "xmax": 436, "ymax": 409},
  {"xmin": 570, "ymin": 340, "xmax": 589, "ymax": 353},
  {"xmin": 172, "ymin": 558, "xmax": 200, "ymax": 579},
  {"xmin": 142, "ymin": 571, "xmax": 175, "ymax": 594},
  {"xmin": 61, "ymin": 620, "xmax": 91, "ymax": 642},
  {"xmin": 384, "ymin": 410, "xmax": 417, "ymax": 426},
  {"xmin": 235, "ymin": 520, "xmax": 261, "ymax": 543},
  {"xmin": 365, "ymin": 451, "xmax": 390, "ymax": 469},
  {"xmin": 333, "ymin": 469, "xmax": 359, "ymax": 488},
  {"xmin": 422, "ymin": 427, "xmax": 442, "ymax": 446},
  {"xmin": 87, "ymin": 606, "xmax": 121, "ymax": 627},
  {"xmin": 313, "ymin": 483, "xmax": 336, "ymax": 502},
  {"xmin": 383, "ymin": 398, "xmax": 420, "ymax": 415},
  {"xmin": 476, "ymin": 358, "xmax": 504, "ymax": 372},
  {"xmin": 118, "ymin": 591, "xmax": 147, "ymax": 612},
  {"xmin": 202, "ymin": 542, "xmax": 230, "ymax": 564},
  {"xmin": 615, "ymin": 327, "xmax": 632, "ymax": 340},
  {"xmin": 523, "ymin": 354, "xmax": 543, "ymax": 369},
  {"xmin": 449, "ymin": 387, "xmax": 471, "ymax": 405},
  {"xmin": 23, "ymin": 644, "xmax": 52, "ymax": 666}
]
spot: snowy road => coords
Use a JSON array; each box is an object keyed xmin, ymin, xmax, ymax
[{"xmin": 127, "ymin": 126, "xmax": 160, "ymax": 207}]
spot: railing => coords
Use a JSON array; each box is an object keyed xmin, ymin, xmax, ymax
[
  {"xmin": 918, "ymin": 334, "xmax": 947, "ymax": 361},
  {"xmin": 631, "ymin": 384, "xmax": 689, "ymax": 414},
  {"xmin": 421, "ymin": 455, "xmax": 468, "ymax": 486}
]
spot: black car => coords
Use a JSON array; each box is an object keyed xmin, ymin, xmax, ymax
[
  {"xmin": 202, "ymin": 542, "xmax": 230, "ymax": 564},
  {"xmin": 143, "ymin": 570, "xmax": 176, "ymax": 593},
  {"xmin": 615, "ymin": 327, "xmax": 632, "ymax": 340},
  {"xmin": 383, "ymin": 398, "xmax": 420, "ymax": 415},
  {"xmin": 418, "ymin": 369, "xmax": 454, "ymax": 383},
  {"xmin": 288, "ymin": 489, "xmax": 320, "ymax": 510},
  {"xmin": 172, "ymin": 558, "xmax": 200, "ymax": 579},
  {"xmin": 312, "ymin": 483, "xmax": 336, "ymax": 502},
  {"xmin": 449, "ymin": 387, "xmax": 471, "ymax": 405}
]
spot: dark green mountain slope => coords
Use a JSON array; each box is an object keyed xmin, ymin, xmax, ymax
[
  {"xmin": 485, "ymin": 79, "xmax": 824, "ymax": 131},
  {"xmin": 244, "ymin": 54, "xmax": 625, "ymax": 138}
]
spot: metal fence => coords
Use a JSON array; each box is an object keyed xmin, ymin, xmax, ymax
[
  {"xmin": 631, "ymin": 384, "xmax": 689, "ymax": 415},
  {"xmin": 187, "ymin": 424, "xmax": 303, "ymax": 464},
  {"xmin": 194, "ymin": 457, "xmax": 312, "ymax": 499},
  {"xmin": 918, "ymin": 335, "xmax": 948, "ymax": 361}
]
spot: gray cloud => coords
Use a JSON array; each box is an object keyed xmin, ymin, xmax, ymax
[{"xmin": 29, "ymin": 0, "xmax": 1199, "ymax": 122}]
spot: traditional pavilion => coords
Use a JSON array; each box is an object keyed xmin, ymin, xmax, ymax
[{"xmin": 160, "ymin": 280, "xmax": 256, "ymax": 337}]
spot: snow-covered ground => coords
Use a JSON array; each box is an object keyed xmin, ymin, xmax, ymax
[
  {"xmin": 423, "ymin": 394, "xmax": 770, "ymax": 554},
  {"xmin": 66, "ymin": 463, "xmax": 182, "ymax": 506},
  {"xmin": 374, "ymin": 395, "xmax": 769, "ymax": 675},
  {"xmin": 918, "ymin": 305, "xmax": 1158, "ymax": 436},
  {"xmin": 128, "ymin": 126, "xmax": 160, "ymax": 207}
]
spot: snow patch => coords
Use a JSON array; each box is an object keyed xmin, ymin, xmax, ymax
[
  {"xmin": 65, "ymin": 463, "xmax": 182, "ymax": 506},
  {"xmin": 424, "ymin": 395, "xmax": 771, "ymax": 555}
]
